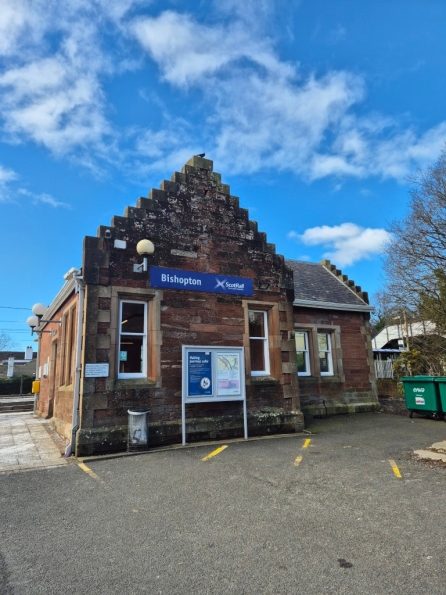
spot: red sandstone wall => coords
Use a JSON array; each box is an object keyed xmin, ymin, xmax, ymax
[
  {"xmin": 36, "ymin": 292, "xmax": 78, "ymax": 432},
  {"xmin": 293, "ymin": 307, "xmax": 377, "ymax": 411},
  {"xmin": 78, "ymin": 156, "xmax": 301, "ymax": 452}
]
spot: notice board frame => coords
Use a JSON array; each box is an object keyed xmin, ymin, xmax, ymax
[{"xmin": 181, "ymin": 345, "xmax": 247, "ymax": 446}]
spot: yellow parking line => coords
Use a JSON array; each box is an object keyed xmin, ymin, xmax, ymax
[
  {"xmin": 389, "ymin": 459, "xmax": 402, "ymax": 478},
  {"xmin": 201, "ymin": 445, "xmax": 228, "ymax": 461},
  {"xmin": 303, "ymin": 439, "xmax": 311, "ymax": 449},
  {"xmin": 78, "ymin": 463, "xmax": 107, "ymax": 486},
  {"xmin": 294, "ymin": 455, "xmax": 303, "ymax": 467}
]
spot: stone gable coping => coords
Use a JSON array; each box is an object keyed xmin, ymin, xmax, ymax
[
  {"xmin": 185, "ymin": 155, "xmax": 214, "ymax": 171},
  {"xmin": 86, "ymin": 156, "xmax": 292, "ymax": 292},
  {"xmin": 319, "ymin": 259, "xmax": 369, "ymax": 304}
]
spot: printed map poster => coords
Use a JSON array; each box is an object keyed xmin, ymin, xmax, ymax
[{"xmin": 217, "ymin": 352, "xmax": 241, "ymax": 396}]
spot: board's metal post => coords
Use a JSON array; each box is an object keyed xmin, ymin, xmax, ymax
[
  {"xmin": 243, "ymin": 396, "xmax": 248, "ymax": 440},
  {"xmin": 182, "ymin": 345, "xmax": 186, "ymax": 446},
  {"xmin": 182, "ymin": 398, "xmax": 186, "ymax": 446}
]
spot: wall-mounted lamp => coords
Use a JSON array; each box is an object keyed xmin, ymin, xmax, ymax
[
  {"xmin": 257, "ymin": 281, "xmax": 270, "ymax": 290},
  {"xmin": 133, "ymin": 239, "xmax": 155, "ymax": 273},
  {"xmin": 27, "ymin": 303, "xmax": 62, "ymax": 335}
]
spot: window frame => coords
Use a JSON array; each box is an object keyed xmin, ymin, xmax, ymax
[
  {"xmin": 294, "ymin": 325, "xmax": 340, "ymax": 380},
  {"xmin": 248, "ymin": 309, "xmax": 270, "ymax": 377},
  {"xmin": 118, "ymin": 299, "xmax": 148, "ymax": 380},
  {"xmin": 295, "ymin": 331, "xmax": 311, "ymax": 376},
  {"xmin": 318, "ymin": 332, "xmax": 334, "ymax": 376}
]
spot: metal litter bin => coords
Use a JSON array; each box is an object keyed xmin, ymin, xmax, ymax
[
  {"xmin": 127, "ymin": 409, "xmax": 149, "ymax": 452},
  {"xmin": 434, "ymin": 378, "xmax": 446, "ymax": 421},
  {"xmin": 401, "ymin": 376, "xmax": 442, "ymax": 419}
]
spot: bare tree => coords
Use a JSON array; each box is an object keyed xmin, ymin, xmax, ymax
[
  {"xmin": 0, "ymin": 332, "xmax": 17, "ymax": 352},
  {"xmin": 383, "ymin": 146, "xmax": 446, "ymax": 320}
]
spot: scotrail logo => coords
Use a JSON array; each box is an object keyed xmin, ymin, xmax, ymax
[{"xmin": 215, "ymin": 277, "xmax": 245, "ymax": 292}]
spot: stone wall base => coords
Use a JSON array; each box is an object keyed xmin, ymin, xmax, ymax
[
  {"xmin": 377, "ymin": 379, "xmax": 400, "ymax": 399},
  {"xmin": 300, "ymin": 391, "xmax": 381, "ymax": 417},
  {"xmin": 75, "ymin": 410, "xmax": 305, "ymax": 456},
  {"xmin": 49, "ymin": 416, "xmax": 72, "ymax": 442}
]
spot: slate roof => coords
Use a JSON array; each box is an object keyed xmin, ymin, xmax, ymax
[
  {"xmin": 0, "ymin": 351, "xmax": 36, "ymax": 360},
  {"xmin": 286, "ymin": 260, "xmax": 369, "ymax": 308}
]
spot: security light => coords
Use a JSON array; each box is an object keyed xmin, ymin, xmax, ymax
[
  {"xmin": 258, "ymin": 281, "xmax": 270, "ymax": 290},
  {"xmin": 134, "ymin": 239, "xmax": 155, "ymax": 273}
]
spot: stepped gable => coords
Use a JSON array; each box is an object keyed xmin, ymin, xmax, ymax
[
  {"xmin": 83, "ymin": 155, "xmax": 293, "ymax": 292},
  {"xmin": 286, "ymin": 259, "xmax": 369, "ymax": 306}
]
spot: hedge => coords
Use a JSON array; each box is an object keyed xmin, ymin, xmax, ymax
[{"xmin": 0, "ymin": 376, "xmax": 34, "ymax": 396}]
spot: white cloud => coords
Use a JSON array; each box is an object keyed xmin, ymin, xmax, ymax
[
  {"xmin": 0, "ymin": 0, "xmax": 143, "ymax": 158},
  {"xmin": 288, "ymin": 223, "xmax": 392, "ymax": 267},
  {"xmin": 211, "ymin": 70, "xmax": 365, "ymax": 175},
  {"xmin": 0, "ymin": 55, "xmax": 111, "ymax": 155},
  {"xmin": 18, "ymin": 188, "xmax": 70, "ymax": 208},
  {"xmin": 0, "ymin": 2, "xmax": 445, "ymax": 185},
  {"xmin": 0, "ymin": 164, "xmax": 18, "ymax": 202},
  {"xmin": 0, "ymin": 166, "xmax": 68, "ymax": 207},
  {"xmin": 0, "ymin": 0, "xmax": 44, "ymax": 56},
  {"xmin": 131, "ymin": 11, "xmax": 293, "ymax": 88},
  {"xmin": 130, "ymin": 9, "xmax": 446, "ymax": 181},
  {"xmin": 318, "ymin": 116, "xmax": 446, "ymax": 182},
  {"xmin": 0, "ymin": 164, "xmax": 17, "ymax": 184},
  {"xmin": 212, "ymin": 0, "xmax": 279, "ymax": 31}
]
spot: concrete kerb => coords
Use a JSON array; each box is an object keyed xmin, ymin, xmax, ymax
[
  {"xmin": 76, "ymin": 430, "xmax": 314, "ymax": 464},
  {"xmin": 0, "ymin": 460, "xmax": 75, "ymax": 476}
]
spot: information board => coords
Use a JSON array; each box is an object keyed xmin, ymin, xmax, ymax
[
  {"xmin": 217, "ymin": 352, "xmax": 241, "ymax": 396},
  {"xmin": 187, "ymin": 351, "xmax": 213, "ymax": 396},
  {"xmin": 181, "ymin": 345, "xmax": 247, "ymax": 445},
  {"xmin": 84, "ymin": 363, "xmax": 110, "ymax": 378}
]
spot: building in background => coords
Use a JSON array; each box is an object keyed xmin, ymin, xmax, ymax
[{"xmin": 0, "ymin": 349, "xmax": 36, "ymax": 380}]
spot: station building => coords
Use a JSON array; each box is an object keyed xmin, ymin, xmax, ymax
[{"xmin": 32, "ymin": 156, "xmax": 379, "ymax": 456}]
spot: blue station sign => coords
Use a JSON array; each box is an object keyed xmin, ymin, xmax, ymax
[{"xmin": 150, "ymin": 266, "xmax": 254, "ymax": 296}]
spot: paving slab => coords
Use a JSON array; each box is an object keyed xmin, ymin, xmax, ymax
[
  {"xmin": 0, "ymin": 412, "xmax": 70, "ymax": 474},
  {"xmin": 430, "ymin": 440, "xmax": 446, "ymax": 452},
  {"xmin": 414, "ymin": 449, "xmax": 446, "ymax": 462}
]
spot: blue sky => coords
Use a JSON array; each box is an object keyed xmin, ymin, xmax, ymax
[{"xmin": 1, "ymin": 0, "xmax": 446, "ymax": 352}]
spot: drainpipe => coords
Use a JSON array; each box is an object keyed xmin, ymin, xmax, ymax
[
  {"xmin": 33, "ymin": 336, "xmax": 41, "ymax": 415},
  {"xmin": 65, "ymin": 271, "xmax": 84, "ymax": 457}
]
